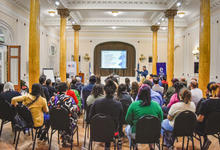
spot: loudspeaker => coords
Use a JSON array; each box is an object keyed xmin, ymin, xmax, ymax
[
  {"xmin": 148, "ymin": 56, "xmax": 152, "ymax": 63},
  {"xmin": 194, "ymin": 62, "xmax": 199, "ymax": 73}
]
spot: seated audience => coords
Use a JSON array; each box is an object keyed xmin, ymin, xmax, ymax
[
  {"xmin": 39, "ymin": 75, "xmax": 50, "ymax": 101},
  {"xmin": 152, "ymin": 77, "xmax": 164, "ymax": 94},
  {"xmin": 46, "ymin": 79, "xmax": 56, "ymax": 98},
  {"xmin": 82, "ymin": 75, "xmax": 96, "ymax": 109},
  {"xmin": 70, "ymin": 83, "xmax": 82, "ymax": 109},
  {"xmin": 66, "ymin": 82, "xmax": 79, "ymax": 106},
  {"xmin": 196, "ymin": 83, "xmax": 220, "ymax": 150},
  {"xmin": 125, "ymin": 78, "xmax": 131, "ymax": 93},
  {"xmin": 164, "ymin": 78, "xmax": 179, "ymax": 105},
  {"xmin": 125, "ymin": 84, "xmax": 163, "ymax": 148},
  {"xmin": 95, "ymin": 75, "xmax": 104, "ymax": 87},
  {"xmin": 206, "ymin": 82, "xmax": 216, "ymax": 98},
  {"xmin": 89, "ymin": 79, "xmax": 123, "ymax": 149},
  {"xmin": 0, "ymin": 83, "xmax": 4, "ymax": 93},
  {"xmin": 161, "ymin": 88, "xmax": 195, "ymax": 148},
  {"xmin": 86, "ymin": 84, "xmax": 105, "ymax": 107},
  {"xmin": 190, "ymin": 80, "xmax": 203, "ymax": 106},
  {"xmin": 117, "ymin": 83, "xmax": 133, "ymax": 137},
  {"xmin": 48, "ymin": 82, "xmax": 78, "ymax": 147},
  {"xmin": 180, "ymin": 77, "xmax": 187, "ymax": 87},
  {"xmin": 11, "ymin": 84, "xmax": 49, "ymax": 127},
  {"xmin": 130, "ymin": 81, "xmax": 139, "ymax": 101},
  {"xmin": 143, "ymin": 80, "xmax": 164, "ymax": 107},
  {"xmin": 0, "ymin": 82, "xmax": 20, "ymax": 103}
]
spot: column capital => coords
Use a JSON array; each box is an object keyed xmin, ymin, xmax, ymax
[
  {"xmin": 72, "ymin": 25, "xmax": 81, "ymax": 31},
  {"xmin": 151, "ymin": 25, "xmax": 160, "ymax": 32},
  {"xmin": 58, "ymin": 8, "xmax": 69, "ymax": 18},
  {"xmin": 164, "ymin": 9, "xmax": 177, "ymax": 18}
]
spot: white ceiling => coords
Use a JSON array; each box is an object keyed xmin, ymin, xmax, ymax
[{"xmin": 9, "ymin": 0, "xmax": 220, "ymax": 31}]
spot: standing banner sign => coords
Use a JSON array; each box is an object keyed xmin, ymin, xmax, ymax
[
  {"xmin": 156, "ymin": 62, "xmax": 166, "ymax": 76},
  {"xmin": 67, "ymin": 61, "xmax": 76, "ymax": 76}
]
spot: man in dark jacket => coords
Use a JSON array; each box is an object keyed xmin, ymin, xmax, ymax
[
  {"xmin": 39, "ymin": 75, "xmax": 50, "ymax": 102},
  {"xmin": 82, "ymin": 75, "xmax": 96, "ymax": 109}
]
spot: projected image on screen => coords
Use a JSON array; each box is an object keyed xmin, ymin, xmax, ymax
[{"xmin": 101, "ymin": 50, "xmax": 127, "ymax": 69}]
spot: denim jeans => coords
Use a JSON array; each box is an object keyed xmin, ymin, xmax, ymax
[{"xmin": 125, "ymin": 125, "xmax": 136, "ymax": 147}]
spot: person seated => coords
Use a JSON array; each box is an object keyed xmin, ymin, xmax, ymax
[
  {"xmin": 46, "ymin": 79, "xmax": 57, "ymax": 98},
  {"xmin": 116, "ymin": 83, "xmax": 133, "ymax": 137},
  {"xmin": 0, "ymin": 83, "xmax": 4, "ymax": 93},
  {"xmin": 167, "ymin": 82, "xmax": 185, "ymax": 108},
  {"xmin": 152, "ymin": 77, "xmax": 164, "ymax": 94},
  {"xmin": 125, "ymin": 78, "xmax": 131, "ymax": 93},
  {"xmin": 11, "ymin": 84, "xmax": 49, "ymax": 128},
  {"xmin": 130, "ymin": 81, "xmax": 139, "ymax": 101},
  {"xmin": 39, "ymin": 75, "xmax": 50, "ymax": 102},
  {"xmin": 66, "ymin": 82, "xmax": 79, "ymax": 106},
  {"xmin": 89, "ymin": 79, "xmax": 123, "ymax": 150},
  {"xmin": 86, "ymin": 84, "xmax": 105, "ymax": 107},
  {"xmin": 48, "ymin": 82, "xmax": 78, "ymax": 147},
  {"xmin": 125, "ymin": 84, "xmax": 163, "ymax": 148},
  {"xmin": 161, "ymin": 88, "xmax": 195, "ymax": 148},
  {"xmin": 190, "ymin": 80, "xmax": 203, "ymax": 106},
  {"xmin": 0, "ymin": 82, "xmax": 21, "ymax": 103},
  {"xmin": 196, "ymin": 83, "xmax": 220, "ymax": 150},
  {"xmin": 164, "ymin": 78, "xmax": 179, "ymax": 105},
  {"xmin": 143, "ymin": 80, "xmax": 164, "ymax": 107},
  {"xmin": 82, "ymin": 75, "xmax": 96, "ymax": 109}
]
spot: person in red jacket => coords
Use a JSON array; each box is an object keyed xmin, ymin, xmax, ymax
[{"xmin": 66, "ymin": 82, "xmax": 79, "ymax": 110}]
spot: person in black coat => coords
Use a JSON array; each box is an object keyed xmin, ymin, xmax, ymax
[
  {"xmin": 89, "ymin": 79, "xmax": 123, "ymax": 149},
  {"xmin": 46, "ymin": 79, "xmax": 56, "ymax": 98},
  {"xmin": 0, "ymin": 82, "xmax": 20, "ymax": 103},
  {"xmin": 39, "ymin": 75, "xmax": 50, "ymax": 102}
]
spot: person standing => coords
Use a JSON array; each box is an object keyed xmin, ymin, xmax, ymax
[
  {"xmin": 39, "ymin": 75, "xmax": 50, "ymax": 102},
  {"xmin": 136, "ymin": 66, "xmax": 149, "ymax": 78}
]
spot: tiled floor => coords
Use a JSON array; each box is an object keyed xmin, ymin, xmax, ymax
[{"xmin": 0, "ymin": 116, "xmax": 219, "ymax": 150}]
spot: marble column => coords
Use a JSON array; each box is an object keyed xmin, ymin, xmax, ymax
[
  {"xmin": 73, "ymin": 25, "xmax": 81, "ymax": 75},
  {"xmin": 151, "ymin": 25, "xmax": 160, "ymax": 75},
  {"xmin": 58, "ymin": 9, "xmax": 69, "ymax": 82},
  {"xmin": 29, "ymin": 0, "xmax": 40, "ymax": 90},
  {"xmin": 199, "ymin": 0, "xmax": 210, "ymax": 96},
  {"xmin": 165, "ymin": 10, "xmax": 177, "ymax": 86}
]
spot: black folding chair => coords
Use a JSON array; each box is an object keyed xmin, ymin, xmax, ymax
[
  {"xmin": 194, "ymin": 112, "xmax": 220, "ymax": 149},
  {"xmin": 162, "ymin": 110, "xmax": 197, "ymax": 150},
  {"xmin": 49, "ymin": 106, "xmax": 79, "ymax": 150},
  {"xmin": 13, "ymin": 104, "xmax": 40, "ymax": 150},
  {"xmin": 0, "ymin": 99, "xmax": 15, "ymax": 137},
  {"xmin": 88, "ymin": 114, "xmax": 117, "ymax": 150},
  {"xmin": 130, "ymin": 115, "xmax": 161, "ymax": 150}
]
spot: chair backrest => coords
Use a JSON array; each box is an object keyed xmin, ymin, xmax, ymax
[
  {"xmin": 173, "ymin": 110, "xmax": 197, "ymax": 137},
  {"xmin": 120, "ymin": 99, "xmax": 132, "ymax": 124},
  {"xmin": 90, "ymin": 113, "xmax": 115, "ymax": 142},
  {"xmin": 15, "ymin": 104, "xmax": 34, "ymax": 128},
  {"xmin": 50, "ymin": 106, "xmax": 70, "ymax": 130},
  {"xmin": 0, "ymin": 99, "xmax": 15, "ymax": 121},
  {"xmin": 204, "ymin": 112, "xmax": 220, "ymax": 135},
  {"xmin": 85, "ymin": 104, "xmax": 92, "ymax": 123},
  {"xmin": 135, "ymin": 115, "xmax": 161, "ymax": 144}
]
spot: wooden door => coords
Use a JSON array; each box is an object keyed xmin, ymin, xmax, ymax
[{"xmin": 7, "ymin": 46, "xmax": 21, "ymax": 91}]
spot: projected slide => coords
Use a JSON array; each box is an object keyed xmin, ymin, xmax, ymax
[{"xmin": 101, "ymin": 50, "xmax": 127, "ymax": 69}]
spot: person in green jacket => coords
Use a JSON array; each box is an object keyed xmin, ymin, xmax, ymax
[
  {"xmin": 125, "ymin": 84, "xmax": 163, "ymax": 148},
  {"xmin": 71, "ymin": 88, "xmax": 82, "ymax": 109}
]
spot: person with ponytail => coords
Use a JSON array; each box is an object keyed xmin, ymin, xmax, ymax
[
  {"xmin": 161, "ymin": 88, "xmax": 195, "ymax": 148},
  {"xmin": 196, "ymin": 83, "xmax": 220, "ymax": 150},
  {"xmin": 11, "ymin": 84, "xmax": 49, "ymax": 127},
  {"xmin": 125, "ymin": 84, "xmax": 163, "ymax": 148}
]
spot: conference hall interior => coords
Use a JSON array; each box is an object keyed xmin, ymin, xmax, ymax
[{"xmin": 0, "ymin": 0, "xmax": 220, "ymax": 150}]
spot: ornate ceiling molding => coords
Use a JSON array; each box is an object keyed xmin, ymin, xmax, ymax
[
  {"xmin": 211, "ymin": 0, "xmax": 220, "ymax": 9},
  {"xmin": 60, "ymin": 0, "xmax": 172, "ymax": 10}
]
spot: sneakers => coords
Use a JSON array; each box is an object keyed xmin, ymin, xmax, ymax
[{"xmin": 203, "ymin": 139, "xmax": 211, "ymax": 150}]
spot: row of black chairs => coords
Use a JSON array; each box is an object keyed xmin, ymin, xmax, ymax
[
  {"xmin": 0, "ymin": 99, "xmax": 79, "ymax": 150},
  {"xmin": 84, "ymin": 110, "xmax": 220, "ymax": 150}
]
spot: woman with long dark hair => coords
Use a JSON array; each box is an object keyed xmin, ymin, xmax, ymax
[
  {"xmin": 125, "ymin": 84, "xmax": 163, "ymax": 147},
  {"xmin": 130, "ymin": 81, "xmax": 139, "ymax": 100}
]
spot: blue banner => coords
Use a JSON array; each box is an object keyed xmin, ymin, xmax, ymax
[
  {"xmin": 136, "ymin": 62, "xmax": 140, "ymax": 82},
  {"xmin": 156, "ymin": 63, "xmax": 166, "ymax": 76}
]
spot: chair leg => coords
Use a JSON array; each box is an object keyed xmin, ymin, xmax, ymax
[
  {"xmin": 162, "ymin": 136, "xmax": 164, "ymax": 150},
  {"xmin": 71, "ymin": 132, "xmax": 73, "ymax": 150},
  {"xmin": 15, "ymin": 131, "xmax": 21, "ymax": 150},
  {"xmin": 191, "ymin": 136, "xmax": 195, "ymax": 150},
  {"xmin": 58, "ymin": 131, "xmax": 60, "ymax": 144},
  {"xmin": 32, "ymin": 129, "xmax": 39, "ymax": 150},
  {"xmin": 182, "ymin": 136, "xmax": 185, "ymax": 150},
  {"xmin": 0, "ymin": 120, "xmax": 4, "ymax": 137},
  {"xmin": 49, "ymin": 130, "xmax": 53, "ymax": 150},
  {"xmin": 31, "ymin": 128, "xmax": 34, "ymax": 140},
  {"xmin": 84, "ymin": 124, "xmax": 87, "ymax": 146},
  {"xmin": 47, "ymin": 131, "xmax": 50, "ymax": 144},
  {"xmin": 186, "ymin": 137, "xmax": 189, "ymax": 150},
  {"xmin": 76, "ymin": 126, "xmax": 79, "ymax": 146},
  {"xmin": 13, "ymin": 130, "xmax": 17, "ymax": 144},
  {"xmin": 88, "ymin": 139, "xmax": 91, "ymax": 150},
  {"xmin": 199, "ymin": 135, "xmax": 203, "ymax": 149}
]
